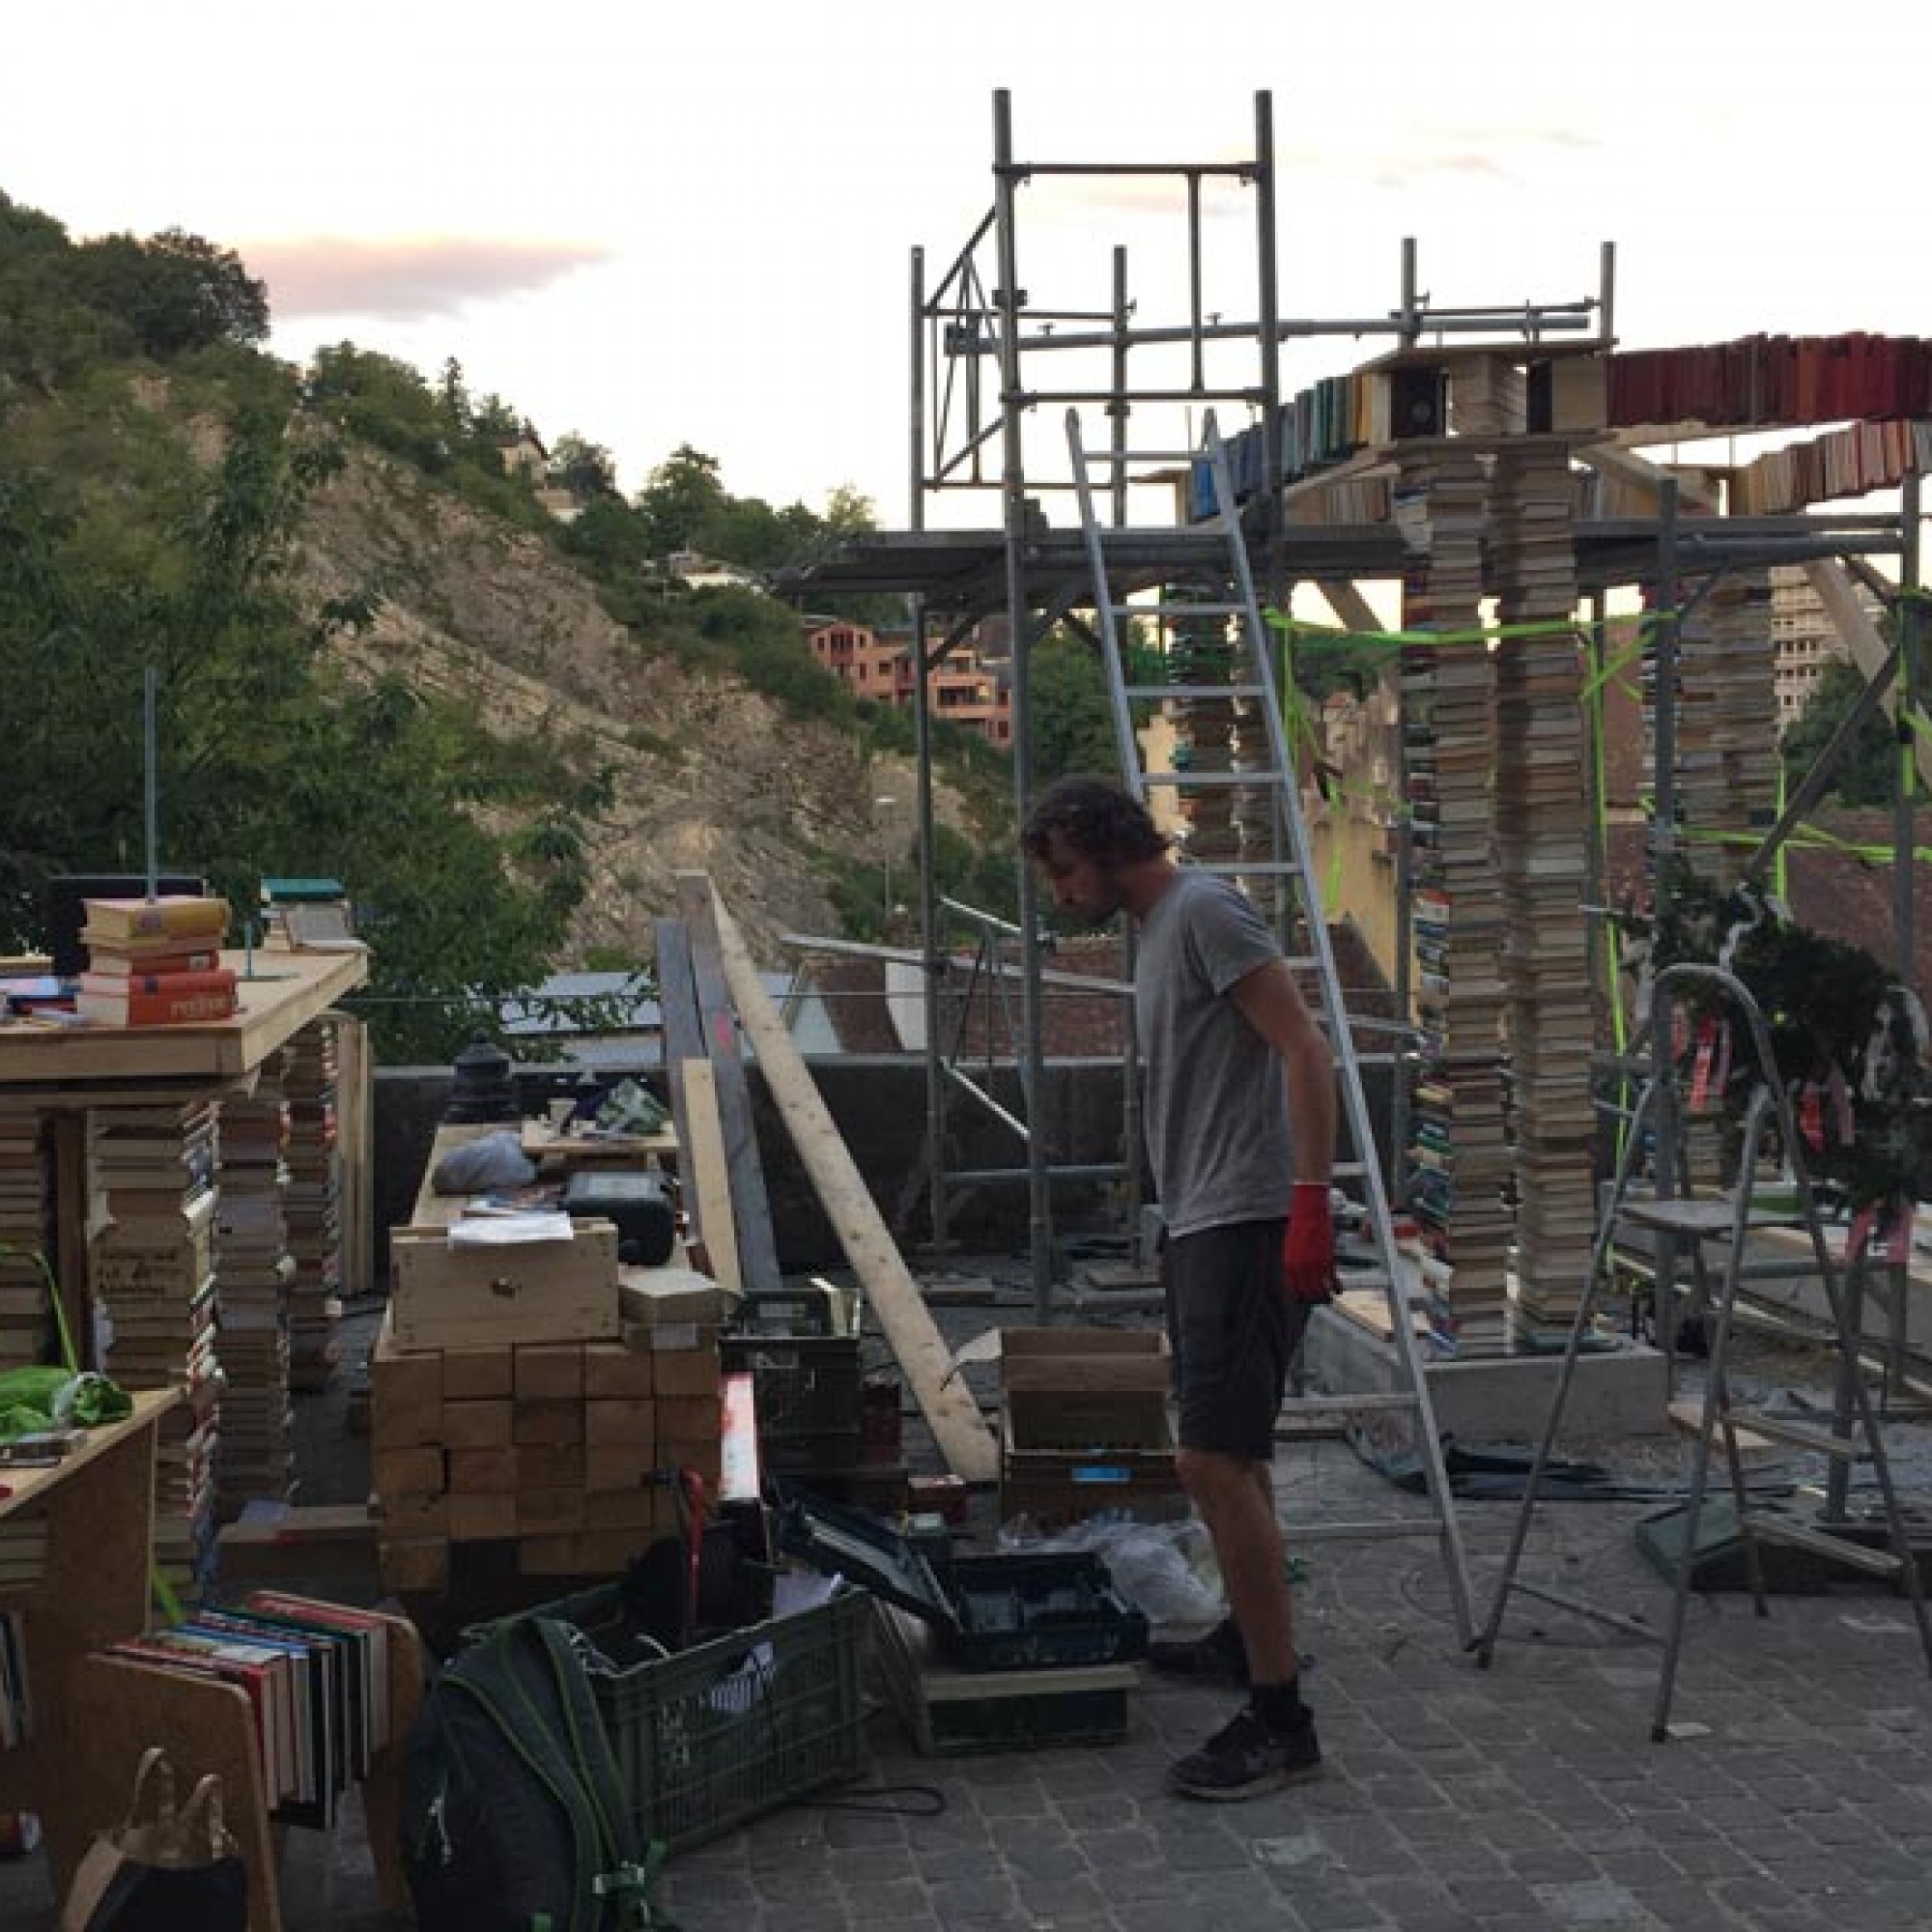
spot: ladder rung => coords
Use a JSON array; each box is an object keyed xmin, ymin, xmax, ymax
[
  {"xmin": 1286, "ymin": 1519, "xmax": 1448, "ymax": 1545},
  {"xmin": 1122, "ymin": 684, "xmax": 1267, "ymax": 700},
  {"xmin": 1193, "ymin": 860, "xmax": 1305, "ymax": 877},
  {"xmin": 1733, "ymin": 1412, "xmax": 1872, "ymax": 1461},
  {"xmin": 1621, "ymin": 1198, "xmax": 1804, "ymax": 1237},
  {"xmin": 1280, "ymin": 1392, "xmax": 1422, "ymax": 1415},
  {"xmin": 1141, "ymin": 771, "xmax": 1286, "ymax": 788},
  {"xmin": 1113, "ymin": 603, "xmax": 1244, "ymax": 619},
  {"xmin": 1742, "ymin": 1512, "xmax": 1904, "ymax": 1577},
  {"xmin": 1080, "ymin": 447, "xmax": 1206, "ymax": 466}
]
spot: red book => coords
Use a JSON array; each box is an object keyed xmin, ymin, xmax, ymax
[
  {"xmin": 76, "ymin": 967, "xmax": 238, "ymax": 999},
  {"xmin": 84, "ymin": 947, "xmax": 225, "ymax": 979},
  {"xmin": 73, "ymin": 984, "xmax": 241, "ymax": 1027}
]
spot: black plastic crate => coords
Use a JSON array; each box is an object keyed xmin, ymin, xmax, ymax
[
  {"xmin": 776, "ymin": 1492, "xmax": 1147, "ymax": 1672},
  {"xmin": 507, "ymin": 1582, "xmax": 868, "ymax": 1852},
  {"xmin": 722, "ymin": 1333, "xmax": 861, "ymax": 1442}
]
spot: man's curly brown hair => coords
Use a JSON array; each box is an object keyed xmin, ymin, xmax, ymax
[{"xmin": 1021, "ymin": 776, "xmax": 1170, "ymax": 867}]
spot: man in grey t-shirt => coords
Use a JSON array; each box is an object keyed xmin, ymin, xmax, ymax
[{"xmin": 1024, "ymin": 776, "xmax": 1338, "ymax": 1800}]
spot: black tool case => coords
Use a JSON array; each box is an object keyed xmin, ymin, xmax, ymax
[
  {"xmin": 776, "ymin": 1492, "xmax": 1148, "ymax": 1671},
  {"xmin": 560, "ymin": 1168, "xmax": 675, "ymax": 1265}
]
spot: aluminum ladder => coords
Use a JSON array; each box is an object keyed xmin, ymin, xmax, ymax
[
  {"xmin": 1066, "ymin": 407, "xmax": 1478, "ymax": 1644},
  {"xmin": 1474, "ymin": 960, "xmax": 1932, "ymax": 1736}
]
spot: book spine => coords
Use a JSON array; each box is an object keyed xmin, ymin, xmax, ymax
[
  {"xmin": 87, "ymin": 949, "xmax": 224, "ymax": 978},
  {"xmin": 77, "ymin": 968, "xmax": 239, "ymax": 998},
  {"xmin": 82, "ymin": 895, "xmax": 230, "ymax": 940},
  {"xmin": 74, "ymin": 989, "xmax": 241, "ymax": 1026}
]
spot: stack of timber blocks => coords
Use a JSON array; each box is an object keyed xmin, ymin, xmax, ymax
[{"xmin": 370, "ymin": 1310, "xmax": 721, "ymax": 1593}]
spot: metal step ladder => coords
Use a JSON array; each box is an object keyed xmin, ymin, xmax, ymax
[
  {"xmin": 1474, "ymin": 960, "xmax": 1932, "ymax": 1737},
  {"xmin": 1066, "ymin": 407, "xmax": 1478, "ymax": 1644}
]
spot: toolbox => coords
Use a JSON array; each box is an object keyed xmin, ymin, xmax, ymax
[
  {"xmin": 560, "ymin": 1168, "xmax": 676, "ymax": 1266},
  {"xmin": 775, "ymin": 1492, "xmax": 1147, "ymax": 1672}
]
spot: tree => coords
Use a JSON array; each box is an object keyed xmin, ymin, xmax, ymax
[
  {"xmin": 69, "ymin": 228, "xmax": 269, "ymax": 355},
  {"xmin": 636, "ymin": 444, "xmax": 725, "ymax": 555},
  {"xmin": 1780, "ymin": 657, "xmax": 1897, "ymax": 809},
  {"xmin": 548, "ymin": 432, "xmax": 618, "ymax": 501},
  {"xmin": 0, "ymin": 394, "xmax": 597, "ymax": 1061},
  {"xmin": 1030, "ymin": 628, "xmax": 1121, "ymax": 782}
]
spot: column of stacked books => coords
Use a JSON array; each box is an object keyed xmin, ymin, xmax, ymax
[
  {"xmin": 1399, "ymin": 448, "xmax": 1515, "ymax": 1348},
  {"xmin": 0, "ymin": 1111, "xmax": 53, "ymax": 1368},
  {"xmin": 213, "ymin": 1058, "xmax": 293, "ymax": 1520},
  {"xmin": 1167, "ymin": 600, "xmax": 1239, "ymax": 867},
  {"xmin": 1678, "ymin": 572, "xmax": 1779, "ymax": 890},
  {"xmin": 1490, "ymin": 443, "xmax": 1599, "ymax": 1341},
  {"xmin": 283, "ymin": 1018, "xmax": 344, "ymax": 1391},
  {"xmin": 88, "ymin": 1100, "xmax": 221, "ymax": 1604}
]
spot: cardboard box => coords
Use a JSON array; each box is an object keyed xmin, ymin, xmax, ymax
[
  {"xmin": 583, "ymin": 1340, "xmax": 654, "ymax": 1400},
  {"xmin": 447, "ymin": 1491, "xmax": 518, "ymax": 1542},
  {"xmin": 513, "ymin": 1399, "xmax": 585, "ymax": 1448},
  {"xmin": 516, "ymin": 1343, "xmax": 585, "ymax": 1401},
  {"xmin": 999, "ymin": 1329, "xmax": 1172, "ymax": 1453},
  {"xmin": 442, "ymin": 1348, "xmax": 515, "ymax": 1401},
  {"xmin": 442, "ymin": 1399, "xmax": 513, "ymax": 1451},
  {"xmin": 583, "ymin": 1400, "xmax": 656, "ymax": 1447},
  {"xmin": 618, "ymin": 1264, "xmax": 726, "ymax": 1328},
  {"xmin": 448, "ymin": 1446, "xmax": 519, "ymax": 1493},
  {"xmin": 389, "ymin": 1221, "xmax": 620, "ymax": 1350}
]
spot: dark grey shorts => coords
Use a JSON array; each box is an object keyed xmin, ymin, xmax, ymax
[{"xmin": 1162, "ymin": 1218, "xmax": 1309, "ymax": 1462}]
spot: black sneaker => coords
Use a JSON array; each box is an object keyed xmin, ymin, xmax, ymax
[
  {"xmin": 1146, "ymin": 1617, "xmax": 1249, "ymax": 1687},
  {"xmin": 1168, "ymin": 1706, "xmax": 1321, "ymax": 1802}
]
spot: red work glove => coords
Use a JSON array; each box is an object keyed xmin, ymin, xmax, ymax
[{"xmin": 1283, "ymin": 1182, "xmax": 1337, "ymax": 1303}]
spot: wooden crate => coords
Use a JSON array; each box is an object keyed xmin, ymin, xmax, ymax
[{"xmin": 389, "ymin": 1220, "xmax": 620, "ymax": 1350}]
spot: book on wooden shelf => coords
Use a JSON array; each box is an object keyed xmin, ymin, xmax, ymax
[
  {"xmin": 73, "ymin": 985, "xmax": 241, "ymax": 1028},
  {"xmin": 76, "ymin": 966, "xmax": 238, "ymax": 1001},
  {"xmin": 79, "ymin": 895, "xmax": 230, "ymax": 943},
  {"xmin": 82, "ymin": 945, "xmax": 227, "ymax": 979}
]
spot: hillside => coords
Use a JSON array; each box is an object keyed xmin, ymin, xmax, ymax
[{"xmin": 291, "ymin": 444, "xmax": 967, "ymax": 964}]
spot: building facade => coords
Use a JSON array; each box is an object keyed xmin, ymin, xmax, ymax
[{"xmin": 804, "ymin": 620, "xmax": 1012, "ymax": 747}]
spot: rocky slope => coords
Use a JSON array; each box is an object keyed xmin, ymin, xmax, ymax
[{"xmin": 290, "ymin": 452, "xmax": 972, "ymax": 964}]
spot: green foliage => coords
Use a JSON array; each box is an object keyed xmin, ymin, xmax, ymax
[
  {"xmin": 1030, "ymin": 628, "xmax": 1122, "ymax": 782},
  {"xmin": 1617, "ymin": 864, "xmax": 1932, "ymax": 1208},
  {"xmin": 69, "ymin": 228, "xmax": 270, "ymax": 356},
  {"xmin": 0, "ymin": 386, "xmax": 597, "ymax": 1065},
  {"xmin": 1780, "ymin": 657, "xmax": 1898, "ymax": 808}
]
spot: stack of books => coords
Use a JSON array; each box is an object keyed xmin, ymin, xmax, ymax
[
  {"xmin": 73, "ymin": 895, "xmax": 236, "ymax": 1027},
  {"xmin": 0, "ymin": 1520, "xmax": 45, "ymax": 1594},
  {"xmin": 213, "ymin": 1059, "xmax": 294, "ymax": 1520},
  {"xmin": 283, "ymin": 1018, "xmax": 345, "ymax": 1391},
  {"xmin": 260, "ymin": 878, "xmax": 357, "ymax": 952},
  {"xmin": 1489, "ymin": 443, "xmax": 1599, "ymax": 1341},
  {"xmin": 1399, "ymin": 449, "xmax": 1515, "ymax": 1350},
  {"xmin": 101, "ymin": 1591, "xmax": 394, "ymax": 1829},
  {"xmin": 88, "ymin": 1099, "xmax": 223, "ymax": 1604},
  {"xmin": 0, "ymin": 1111, "xmax": 52, "ymax": 1369},
  {"xmin": 1167, "ymin": 607, "xmax": 1240, "ymax": 868}
]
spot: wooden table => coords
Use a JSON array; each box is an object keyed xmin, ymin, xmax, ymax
[
  {"xmin": 0, "ymin": 1390, "xmax": 179, "ymax": 1907},
  {"xmin": 0, "ymin": 948, "xmax": 370, "ymax": 1363}
]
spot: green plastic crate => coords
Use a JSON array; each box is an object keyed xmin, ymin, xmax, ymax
[{"xmin": 541, "ymin": 1583, "xmax": 869, "ymax": 1853}]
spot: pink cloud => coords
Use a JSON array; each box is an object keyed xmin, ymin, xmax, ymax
[{"xmin": 239, "ymin": 235, "xmax": 611, "ymax": 320}]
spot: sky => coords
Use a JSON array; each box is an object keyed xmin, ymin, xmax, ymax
[{"xmin": 5, "ymin": 1, "xmax": 1929, "ymax": 526}]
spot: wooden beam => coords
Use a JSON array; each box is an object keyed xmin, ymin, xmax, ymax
[
  {"xmin": 674, "ymin": 879, "xmax": 783, "ymax": 1297},
  {"xmin": 678, "ymin": 1059, "xmax": 743, "ymax": 1293},
  {"xmin": 1315, "ymin": 579, "xmax": 1384, "ymax": 637},
  {"xmin": 701, "ymin": 880, "xmax": 999, "ymax": 1485}
]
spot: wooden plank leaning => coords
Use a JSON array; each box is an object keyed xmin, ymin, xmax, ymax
[
  {"xmin": 697, "ymin": 876, "xmax": 1000, "ymax": 1487},
  {"xmin": 672, "ymin": 877, "xmax": 783, "ymax": 1297}
]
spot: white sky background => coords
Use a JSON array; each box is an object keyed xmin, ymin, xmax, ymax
[{"xmin": 5, "ymin": 0, "xmax": 1929, "ymax": 525}]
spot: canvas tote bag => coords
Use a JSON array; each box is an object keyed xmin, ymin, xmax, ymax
[{"xmin": 60, "ymin": 1747, "xmax": 246, "ymax": 1932}]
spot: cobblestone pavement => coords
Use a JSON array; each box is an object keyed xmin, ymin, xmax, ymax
[{"xmin": 6, "ymin": 1302, "xmax": 1932, "ymax": 1929}]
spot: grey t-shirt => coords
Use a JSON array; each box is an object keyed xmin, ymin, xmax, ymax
[{"xmin": 1135, "ymin": 868, "xmax": 1293, "ymax": 1239}]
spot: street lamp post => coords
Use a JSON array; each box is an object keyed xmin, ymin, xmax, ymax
[{"xmin": 874, "ymin": 795, "xmax": 897, "ymax": 927}]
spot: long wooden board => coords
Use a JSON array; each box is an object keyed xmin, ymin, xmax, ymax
[
  {"xmin": 702, "ymin": 880, "xmax": 998, "ymax": 1485},
  {"xmin": 679, "ymin": 1058, "xmax": 744, "ymax": 1293},
  {"xmin": 674, "ymin": 877, "xmax": 782, "ymax": 1296}
]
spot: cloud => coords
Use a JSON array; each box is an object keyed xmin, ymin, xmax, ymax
[{"xmin": 240, "ymin": 235, "xmax": 611, "ymax": 321}]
